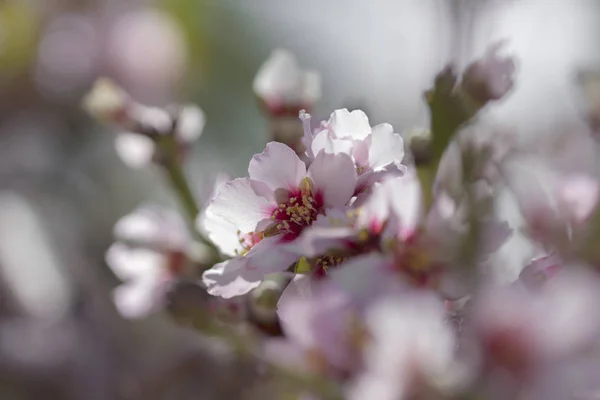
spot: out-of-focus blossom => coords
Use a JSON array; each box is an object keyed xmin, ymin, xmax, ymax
[
  {"xmin": 106, "ymin": 206, "xmax": 209, "ymax": 318},
  {"xmin": 302, "ymin": 109, "xmax": 407, "ymax": 192},
  {"xmin": 253, "ymin": 48, "xmax": 321, "ymax": 116},
  {"xmin": 329, "ymin": 177, "xmax": 511, "ymax": 303},
  {"xmin": 267, "ymin": 277, "xmax": 365, "ymax": 376},
  {"xmin": 83, "ymin": 78, "xmax": 206, "ymax": 168},
  {"xmin": 461, "ymin": 41, "xmax": 516, "ymax": 105},
  {"xmin": 201, "ymin": 141, "xmax": 358, "ymax": 298},
  {"xmin": 348, "ymin": 291, "xmax": 464, "ymax": 400},
  {"xmin": 108, "ymin": 8, "xmax": 187, "ymax": 100},
  {"xmin": 471, "ymin": 268, "xmax": 600, "ymax": 382}
]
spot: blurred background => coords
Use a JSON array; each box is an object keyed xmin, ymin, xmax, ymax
[{"xmin": 1, "ymin": 0, "xmax": 600, "ymax": 398}]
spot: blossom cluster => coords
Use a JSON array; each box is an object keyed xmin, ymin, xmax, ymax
[{"xmin": 85, "ymin": 46, "xmax": 600, "ymax": 400}]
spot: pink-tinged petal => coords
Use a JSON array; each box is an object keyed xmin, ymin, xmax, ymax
[
  {"xmin": 249, "ymin": 142, "xmax": 306, "ymax": 191},
  {"xmin": 198, "ymin": 206, "xmax": 243, "ymax": 257},
  {"xmin": 174, "ymin": 105, "xmax": 205, "ymax": 142},
  {"xmin": 277, "ymin": 275, "xmax": 319, "ymax": 347},
  {"xmin": 113, "ymin": 277, "xmax": 163, "ymax": 319},
  {"xmin": 368, "ymin": 129, "xmax": 405, "ymax": 170},
  {"xmin": 202, "ymin": 258, "xmax": 262, "ymax": 298},
  {"xmin": 388, "ymin": 173, "xmax": 423, "ymax": 236},
  {"xmin": 330, "ymin": 253, "xmax": 394, "ymax": 304},
  {"xmin": 328, "ymin": 109, "xmax": 371, "ymax": 140},
  {"xmin": 209, "ymin": 177, "xmax": 274, "ymax": 233},
  {"xmin": 291, "ymin": 225, "xmax": 356, "ymax": 258},
  {"xmin": 308, "ymin": 151, "xmax": 357, "ymax": 208},
  {"xmin": 245, "ymin": 236, "xmax": 299, "ymax": 274},
  {"xmin": 355, "ymin": 164, "xmax": 407, "ymax": 192},
  {"xmin": 557, "ymin": 174, "xmax": 600, "ymax": 223},
  {"xmin": 352, "ymin": 138, "xmax": 371, "ymax": 167},
  {"xmin": 105, "ymin": 243, "xmax": 164, "ymax": 281},
  {"xmin": 310, "ymin": 130, "xmax": 354, "ymax": 157},
  {"xmin": 115, "ymin": 132, "xmax": 155, "ymax": 168}
]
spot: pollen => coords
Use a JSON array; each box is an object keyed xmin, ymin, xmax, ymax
[{"xmin": 267, "ymin": 178, "xmax": 324, "ymax": 241}]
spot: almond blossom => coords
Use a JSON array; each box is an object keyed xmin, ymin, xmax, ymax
[
  {"xmin": 253, "ymin": 48, "xmax": 321, "ymax": 116},
  {"xmin": 83, "ymin": 78, "xmax": 206, "ymax": 168},
  {"xmin": 347, "ymin": 291, "xmax": 464, "ymax": 400},
  {"xmin": 265, "ymin": 277, "xmax": 366, "ymax": 378},
  {"xmin": 301, "ymin": 109, "xmax": 407, "ymax": 192},
  {"xmin": 105, "ymin": 205, "xmax": 210, "ymax": 318},
  {"xmin": 201, "ymin": 141, "xmax": 358, "ymax": 298}
]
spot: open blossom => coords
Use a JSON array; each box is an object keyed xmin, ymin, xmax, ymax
[
  {"xmin": 301, "ymin": 109, "xmax": 406, "ymax": 192},
  {"xmin": 105, "ymin": 206, "xmax": 209, "ymax": 318},
  {"xmin": 470, "ymin": 268, "xmax": 600, "ymax": 396},
  {"xmin": 83, "ymin": 78, "xmax": 206, "ymax": 168},
  {"xmin": 348, "ymin": 291, "xmax": 464, "ymax": 400},
  {"xmin": 265, "ymin": 277, "xmax": 366, "ymax": 377},
  {"xmin": 201, "ymin": 141, "xmax": 358, "ymax": 298},
  {"xmin": 253, "ymin": 48, "xmax": 321, "ymax": 116}
]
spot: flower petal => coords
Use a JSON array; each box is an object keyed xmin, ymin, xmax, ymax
[
  {"xmin": 209, "ymin": 178, "xmax": 274, "ymax": 233},
  {"xmin": 105, "ymin": 243, "xmax": 164, "ymax": 281},
  {"xmin": 113, "ymin": 277, "xmax": 163, "ymax": 319},
  {"xmin": 310, "ymin": 130, "xmax": 354, "ymax": 157},
  {"xmin": 308, "ymin": 151, "xmax": 357, "ymax": 208},
  {"xmin": 202, "ymin": 258, "xmax": 262, "ymax": 298},
  {"xmin": 245, "ymin": 236, "xmax": 299, "ymax": 274},
  {"xmin": 199, "ymin": 206, "xmax": 244, "ymax": 257},
  {"xmin": 368, "ymin": 128, "xmax": 405, "ymax": 170},
  {"xmin": 115, "ymin": 132, "xmax": 155, "ymax": 168},
  {"xmin": 330, "ymin": 253, "xmax": 394, "ymax": 304},
  {"xmin": 175, "ymin": 105, "xmax": 205, "ymax": 142},
  {"xmin": 328, "ymin": 109, "xmax": 372, "ymax": 140},
  {"xmin": 249, "ymin": 142, "xmax": 306, "ymax": 191}
]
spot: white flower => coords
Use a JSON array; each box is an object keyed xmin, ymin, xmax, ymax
[
  {"xmin": 201, "ymin": 141, "xmax": 358, "ymax": 298},
  {"xmin": 472, "ymin": 268, "xmax": 600, "ymax": 377},
  {"xmin": 348, "ymin": 291, "xmax": 463, "ymax": 400},
  {"xmin": 83, "ymin": 78, "xmax": 206, "ymax": 169},
  {"xmin": 302, "ymin": 109, "xmax": 406, "ymax": 192},
  {"xmin": 253, "ymin": 48, "xmax": 321, "ymax": 113},
  {"xmin": 106, "ymin": 206, "xmax": 204, "ymax": 318}
]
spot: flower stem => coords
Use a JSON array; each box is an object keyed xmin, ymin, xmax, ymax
[{"xmin": 158, "ymin": 135, "xmax": 220, "ymax": 259}]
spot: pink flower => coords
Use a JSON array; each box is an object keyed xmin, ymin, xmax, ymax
[
  {"xmin": 253, "ymin": 48, "xmax": 321, "ymax": 116},
  {"xmin": 348, "ymin": 291, "xmax": 464, "ymax": 400},
  {"xmin": 201, "ymin": 141, "xmax": 358, "ymax": 298},
  {"xmin": 83, "ymin": 78, "xmax": 206, "ymax": 168},
  {"xmin": 106, "ymin": 206, "xmax": 209, "ymax": 318},
  {"xmin": 302, "ymin": 109, "xmax": 406, "ymax": 193},
  {"xmin": 264, "ymin": 276, "xmax": 365, "ymax": 377},
  {"xmin": 472, "ymin": 268, "xmax": 600, "ymax": 380}
]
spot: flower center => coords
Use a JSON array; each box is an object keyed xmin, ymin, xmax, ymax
[
  {"xmin": 235, "ymin": 231, "xmax": 263, "ymax": 256},
  {"xmin": 266, "ymin": 178, "xmax": 324, "ymax": 241}
]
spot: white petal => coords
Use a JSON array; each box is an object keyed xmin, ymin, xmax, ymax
[
  {"xmin": 308, "ymin": 151, "xmax": 357, "ymax": 208},
  {"xmin": 330, "ymin": 253, "xmax": 392, "ymax": 304},
  {"xmin": 105, "ymin": 243, "xmax": 164, "ymax": 281},
  {"xmin": 301, "ymin": 70, "xmax": 322, "ymax": 104},
  {"xmin": 368, "ymin": 128, "xmax": 405, "ymax": 170},
  {"xmin": 175, "ymin": 105, "xmax": 205, "ymax": 142},
  {"xmin": 310, "ymin": 130, "xmax": 354, "ymax": 157},
  {"xmin": 114, "ymin": 132, "xmax": 155, "ymax": 168},
  {"xmin": 198, "ymin": 206, "xmax": 243, "ymax": 257},
  {"xmin": 209, "ymin": 178, "xmax": 274, "ymax": 233},
  {"xmin": 202, "ymin": 258, "xmax": 262, "ymax": 298},
  {"xmin": 328, "ymin": 108, "xmax": 372, "ymax": 140},
  {"xmin": 113, "ymin": 205, "xmax": 187, "ymax": 247},
  {"xmin": 113, "ymin": 277, "xmax": 163, "ymax": 319},
  {"xmin": 245, "ymin": 236, "xmax": 299, "ymax": 274},
  {"xmin": 388, "ymin": 174, "xmax": 423, "ymax": 236},
  {"xmin": 253, "ymin": 48, "xmax": 303, "ymax": 103},
  {"xmin": 248, "ymin": 142, "xmax": 306, "ymax": 191}
]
